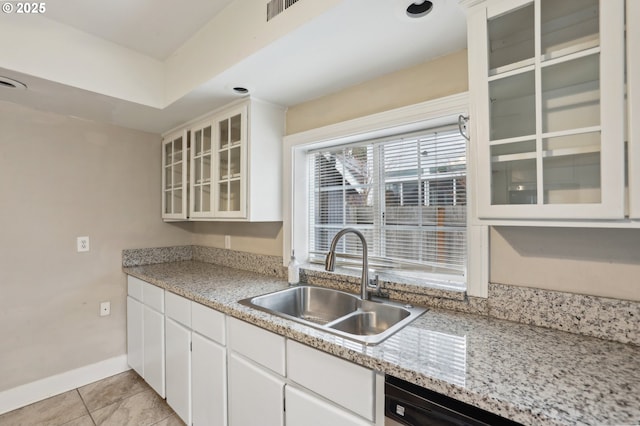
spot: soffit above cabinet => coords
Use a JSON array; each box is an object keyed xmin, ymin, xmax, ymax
[{"xmin": 0, "ymin": 0, "xmax": 466, "ymax": 133}]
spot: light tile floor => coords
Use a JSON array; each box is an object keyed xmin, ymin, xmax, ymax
[{"xmin": 0, "ymin": 371, "xmax": 184, "ymax": 426}]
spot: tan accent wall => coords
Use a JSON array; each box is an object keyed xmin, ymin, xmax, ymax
[
  {"xmin": 0, "ymin": 101, "xmax": 192, "ymax": 392},
  {"xmin": 191, "ymin": 222, "xmax": 283, "ymax": 256},
  {"xmin": 490, "ymin": 227, "xmax": 640, "ymax": 301},
  {"xmin": 285, "ymin": 50, "xmax": 469, "ymax": 135}
]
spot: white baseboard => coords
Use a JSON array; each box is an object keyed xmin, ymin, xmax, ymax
[{"xmin": 0, "ymin": 355, "xmax": 130, "ymax": 415}]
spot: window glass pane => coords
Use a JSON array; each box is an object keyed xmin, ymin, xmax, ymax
[
  {"xmin": 219, "ymin": 119, "xmax": 229, "ymax": 148},
  {"xmin": 230, "ymin": 114, "xmax": 241, "ymax": 144},
  {"xmin": 203, "ymin": 126, "xmax": 211, "ymax": 153},
  {"xmin": 488, "ymin": 3, "xmax": 534, "ymax": 72},
  {"xmin": 173, "ymin": 137, "xmax": 182, "ymax": 162},
  {"xmin": 541, "ymin": 0, "xmax": 599, "ymax": 59},
  {"xmin": 194, "ymin": 130, "xmax": 202, "ymax": 155},
  {"xmin": 490, "ymin": 70, "xmax": 536, "ymax": 140},
  {"xmin": 230, "ymin": 180, "xmax": 241, "ymax": 211},
  {"xmin": 164, "ymin": 190, "xmax": 172, "ymax": 214},
  {"xmin": 173, "ymin": 189, "xmax": 182, "ymax": 214},
  {"xmin": 219, "ymin": 182, "xmax": 228, "ymax": 211},
  {"xmin": 308, "ymin": 126, "xmax": 466, "ymax": 279},
  {"xmin": 165, "ymin": 166, "xmax": 172, "ymax": 190}
]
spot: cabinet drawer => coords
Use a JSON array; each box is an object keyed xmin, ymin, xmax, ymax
[
  {"xmin": 127, "ymin": 275, "xmax": 144, "ymax": 301},
  {"xmin": 165, "ymin": 291, "xmax": 191, "ymax": 327},
  {"xmin": 287, "ymin": 340, "xmax": 375, "ymax": 421},
  {"xmin": 192, "ymin": 302, "xmax": 226, "ymax": 345},
  {"xmin": 142, "ymin": 281, "xmax": 164, "ymax": 313},
  {"xmin": 228, "ymin": 317, "xmax": 285, "ymax": 376},
  {"xmin": 285, "ymin": 385, "xmax": 372, "ymax": 426}
]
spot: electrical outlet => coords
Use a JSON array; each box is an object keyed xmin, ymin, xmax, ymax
[
  {"xmin": 100, "ymin": 301, "xmax": 110, "ymax": 316},
  {"xmin": 77, "ymin": 236, "xmax": 90, "ymax": 252},
  {"xmin": 225, "ymin": 235, "xmax": 231, "ymax": 249}
]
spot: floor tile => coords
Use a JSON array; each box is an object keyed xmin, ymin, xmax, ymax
[
  {"xmin": 61, "ymin": 414, "xmax": 95, "ymax": 426},
  {"xmin": 78, "ymin": 370, "xmax": 149, "ymax": 412},
  {"xmin": 0, "ymin": 390, "xmax": 88, "ymax": 426},
  {"xmin": 90, "ymin": 389, "xmax": 174, "ymax": 426},
  {"xmin": 151, "ymin": 413, "xmax": 186, "ymax": 426}
]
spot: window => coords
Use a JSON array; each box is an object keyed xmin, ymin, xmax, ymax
[
  {"xmin": 284, "ymin": 94, "xmax": 487, "ymax": 296},
  {"xmin": 307, "ymin": 126, "xmax": 467, "ymax": 282}
]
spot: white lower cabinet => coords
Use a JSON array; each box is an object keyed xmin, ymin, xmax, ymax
[
  {"xmin": 164, "ymin": 290, "xmax": 228, "ymax": 426},
  {"xmin": 143, "ymin": 306, "xmax": 165, "ymax": 398},
  {"xmin": 287, "ymin": 340, "xmax": 375, "ymax": 421},
  {"xmin": 126, "ymin": 279, "xmax": 383, "ymax": 426},
  {"xmin": 228, "ymin": 353, "xmax": 285, "ymax": 426},
  {"xmin": 227, "ymin": 317, "xmax": 286, "ymax": 426},
  {"xmin": 165, "ymin": 317, "xmax": 191, "ymax": 425},
  {"xmin": 126, "ymin": 296, "xmax": 143, "ymax": 376},
  {"xmin": 227, "ymin": 318, "xmax": 379, "ymax": 426},
  {"xmin": 285, "ymin": 385, "xmax": 371, "ymax": 426},
  {"xmin": 192, "ymin": 332, "xmax": 226, "ymax": 426},
  {"xmin": 126, "ymin": 276, "xmax": 165, "ymax": 398},
  {"xmin": 191, "ymin": 301, "xmax": 227, "ymax": 426}
]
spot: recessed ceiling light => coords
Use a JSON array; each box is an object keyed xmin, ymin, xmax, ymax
[
  {"xmin": 232, "ymin": 87, "xmax": 249, "ymax": 95},
  {"xmin": 406, "ymin": 1, "xmax": 433, "ymax": 18},
  {"xmin": 0, "ymin": 76, "xmax": 27, "ymax": 90}
]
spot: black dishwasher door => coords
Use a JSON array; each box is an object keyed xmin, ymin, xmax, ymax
[{"xmin": 385, "ymin": 375, "xmax": 522, "ymax": 426}]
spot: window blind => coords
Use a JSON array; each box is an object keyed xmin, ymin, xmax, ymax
[{"xmin": 308, "ymin": 125, "xmax": 467, "ymax": 280}]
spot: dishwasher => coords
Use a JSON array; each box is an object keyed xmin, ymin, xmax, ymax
[{"xmin": 385, "ymin": 375, "xmax": 523, "ymax": 426}]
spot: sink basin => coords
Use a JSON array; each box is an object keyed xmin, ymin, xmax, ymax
[
  {"xmin": 239, "ymin": 285, "xmax": 426, "ymax": 345},
  {"xmin": 328, "ymin": 300, "xmax": 411, "ymax": 336},
  {"xmin": 244, "ymin": 285, "xmax": 359, "ymax": 325}
]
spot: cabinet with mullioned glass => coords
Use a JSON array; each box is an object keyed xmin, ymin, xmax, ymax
[
  {"xmin": 162, "ymin": 130, "xmax": 189, "ymax": 220},
  {"xmin": 182, "ymin": 98, "xmax": 284, "ymax": 221},
  {"xmin": 465, "ymin": 0, "xmax": 625, "ymax": 220}
]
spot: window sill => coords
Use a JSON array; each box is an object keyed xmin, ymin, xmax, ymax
[{"xmin": 300, "ymin": 263, "xmax": 466, "ymax": 302}]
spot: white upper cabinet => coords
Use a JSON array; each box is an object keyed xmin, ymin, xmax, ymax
[
  {"xmin": 628, "ymin": 0, "xmax": 640, "ymax": 219},
  {"xmin": 161, "ymin": 130, "xmax": 189, "ymax": 220},
  {"xmin": 213, "ymin": 104, "xmax": 247, "ymax": 219},
  {"xmin": 190, "ymin": 119, "xmax": 214, "ymax": 218},
  {"xmin": 162, "ymin": 98, "xmax": 284, "ymax": 222},
  {"xmin": 465, "ymin": 0, "xmax": 626, "ymax": 220}
]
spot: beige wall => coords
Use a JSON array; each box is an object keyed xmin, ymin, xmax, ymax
[
  {"xmin": 285, "ymin": 50, "xmax": 469, "ymax": 135},
  {"xmin": 191, "ymin": 222, "xmax": 283, "ymax": 256},
  {"xmin": 490, "ymin": 227, "xmax": 640, "ymax": 301},
  {"xmin": 0, "ymin": 101, "xmax": 192, "ymax": 392}
]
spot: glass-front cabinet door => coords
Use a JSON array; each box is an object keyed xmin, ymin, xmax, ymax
[
  {"xmin": 214, "ymin": 105, "xmax": 247, "ymax": 218},
  {"xmin": 190, "ymin": 120, "xmax": 213, "ymax": 218},
  {"xmin": 469, "ymin": 0, "xmax": 625, "ymax": 219},
  {"xmin": 162, "ymin": 130, "xmax": 189, "ymax": 220}
]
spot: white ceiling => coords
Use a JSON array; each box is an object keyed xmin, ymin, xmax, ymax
[
  {"xmin": 44, "ymin": 0, "xmax": 236, "ymax": 60},
  {"xmin": 0, "ymin": 0, "xmax": 468, "ymax": 134}
]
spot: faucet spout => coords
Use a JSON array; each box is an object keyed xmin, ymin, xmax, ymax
[{"xmin": 324, "ymin": 228, "xmax": 378, "ymax": 300}]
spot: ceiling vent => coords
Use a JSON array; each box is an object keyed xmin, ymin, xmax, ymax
[{"xmin": 267, "ymin": 0, "xmax": 301, "ymax": 22}]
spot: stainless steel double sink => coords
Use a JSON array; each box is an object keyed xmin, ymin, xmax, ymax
[{"xmin": 239, "ymin": 285, "xmax": 426, "ymax": 345}]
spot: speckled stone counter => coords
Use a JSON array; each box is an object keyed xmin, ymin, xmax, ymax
[{"xmin": 123, "ymin": 261, "xmax": 640, "ymax": 426}]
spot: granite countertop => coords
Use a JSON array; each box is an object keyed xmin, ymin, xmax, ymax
[{"xmin": 123, "ymin": 260, "xmax": 640, "ymax": 426}]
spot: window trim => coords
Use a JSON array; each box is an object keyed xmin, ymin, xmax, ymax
[{"xmin": 283, "ymin": 92, "xmax": 489, "ymax": 297}]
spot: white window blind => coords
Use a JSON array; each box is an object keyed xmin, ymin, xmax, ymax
[{"xmin": 308, "ymin": 125, "xmax": 467, "ymax": 280}]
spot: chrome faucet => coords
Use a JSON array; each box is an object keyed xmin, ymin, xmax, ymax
[{"xmin": 324, "ymin": 228, "xmax": 379, "ymax": 300}]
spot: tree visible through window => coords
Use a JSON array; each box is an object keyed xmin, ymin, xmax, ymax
[{"xmin": 308, "ymin": 126, "xmax": 467, "ymax": 280}]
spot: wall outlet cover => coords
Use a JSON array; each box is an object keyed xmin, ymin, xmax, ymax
[
  {"xmin": 100, "ymin": 301, "xmax": 110, "ymax": 316},
  {"xmin": 77, "ymin": 236, "xmax": 90, "ymax": 252}
]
